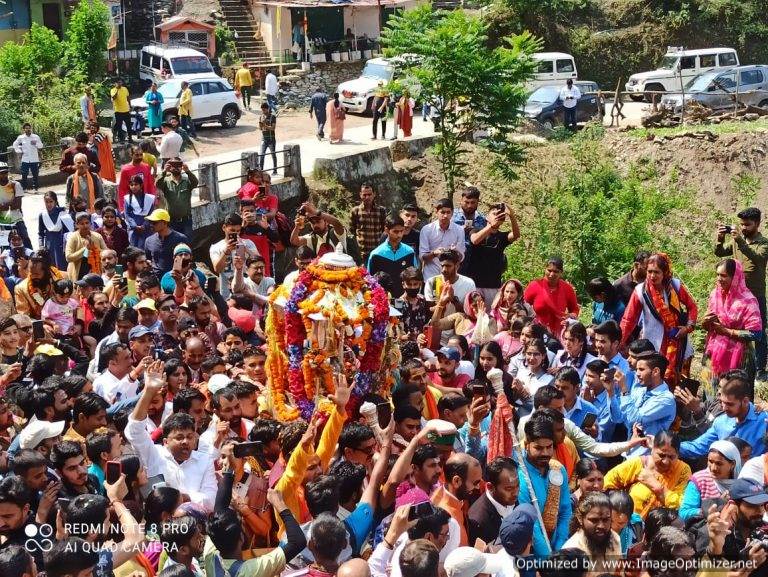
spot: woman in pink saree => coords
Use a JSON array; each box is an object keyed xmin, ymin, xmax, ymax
[
  {"xmin": 703, "ymin": 258, "xmax": 763, "ymax": 380},
  {"xmin": 326, "ymin": 92, "xmax": 346, "ymax": 144}
]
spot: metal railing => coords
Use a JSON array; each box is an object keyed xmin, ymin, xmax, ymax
[
  {"xmin": 3, "ymin": 142, "xmax": 71, "ymax": 174},
  {"xmin": 215, "ymin": 148, "xmax": 293, "ymax": 188}
]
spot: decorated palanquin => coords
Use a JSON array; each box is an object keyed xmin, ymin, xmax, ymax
[{"xmin": 265, "ymin": 245, "xmax": 394, "ymax": 421}]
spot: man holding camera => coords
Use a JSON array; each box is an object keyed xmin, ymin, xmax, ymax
[
  {"xmin": 461, "ymin": 203, "xmax": 520, "ymax": 305},
  {"xmin": 715, "ymin": 207, "xmax": 768, "ymax": 379},
  {"xmin": 155, "ymin": 157, "xmax": 198, "ymax": 239}
]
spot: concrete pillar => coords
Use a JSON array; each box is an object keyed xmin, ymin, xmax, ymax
[
  {"xmin": 283, "ymin": 143, "xmax": 301, "ymax": 178},
  {"xmin": 5, "ymin": 147, "xmax": 20, "ymax": 172},
  {"xmin": 198, "ymin": 162, "xmax": 219, "ymax": 203},
  {"xmin": 240, "ymin": 151, "xmax": 260, "ymax": 185}
]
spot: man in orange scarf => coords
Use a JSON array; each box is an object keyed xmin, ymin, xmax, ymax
[
  {"xmin": 65, "ymin": 153, "xmax": 104, "ymax": 211},
  {"xmin": 400, "ymin": 358, "xmax": 442, "ymax": 420},
  {"xmin": 14, "ymin": 250, "xmax": 65, "ymax": 318}
]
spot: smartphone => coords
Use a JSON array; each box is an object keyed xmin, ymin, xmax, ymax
[
  {"xmin": 105, "ymin": 460, "xmax": 121, "ymax": 485},
  {"xmin": 152, "ymin": 347, "xmax": 166, "ymax": 362},
  {"xmin": 680, "ymin": 377, "xmax": 700, "ymax": 397},
  {"xmin": 408, "ymin": 501, "xmax": 435, "ymax": 521},
  {"xmin": 140, "ymin": 474, "xmax": 166, "ymax": 499},
  {"xmin": 233, "ymin": 441, "xmax": 264, "ymax": 459},
  {"xmin": 32, "ymin": 320, "xmax": 45, "ymax": 340},
  {"xmin": 57, "ymin": 497, "xmax": 71, "ymax": 511},
  {"xmin": 603, "ymin": 367, "xmax": 616, "ymax": 380},
  {"xmin": 723, "ymin": 225, "xmax": 733, "ymax": 234},
  {"xmin": 206, "ymin": 276, "xmax": 218, "ymax": 293},
  {"xmin": 257, "ymin": 185, "xmax": 266, "ymax": 196},
  {"xmin": 581, "ymin": 413, "xmax": 598, "ymax": 429},
  {"xmin": 228, "ymin": 232, "xmax": 238, "ymax": 242},
  {"xmin": 471, "ymin": 384, "xmax": 487, "ymax": 400},
  {"xmin": 115, "ymin": 264, "xmax": 124, "ymax": 276},
  {"xmin": 376, "ymin": 402, "xmax": 392, "ymax": 428}
]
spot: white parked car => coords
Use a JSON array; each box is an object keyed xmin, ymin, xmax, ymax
[
  {"xmin": 338, "ymin": 55, "xmax": 420, "ymax": 115},
  {"xmin": 625, "ymin": 47, "xmax": 739, "ymax": 101},
  {"xmin": 130, "ymin": 77, "xmax": 242, "ymax": 129},
  {"xmin": 139, "ymin": 45, "xmax": 216, "ymax": 85},
  {"xmin": 526, "ymin": 52, "xmax": 578, "ymax": 91}
]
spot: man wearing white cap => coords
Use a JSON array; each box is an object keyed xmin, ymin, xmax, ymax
[
  {"xmin": 18, "ymin": 419, "xmax": 65, "ymax": 458},
  {"xmin": 444, "ymin": 547, "xmax": 504, "ymax": 577}
]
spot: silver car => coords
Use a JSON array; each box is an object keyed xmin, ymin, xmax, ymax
[{"xmin": 661, "ymin": 65, "xmax": 768, "ymax": 111}]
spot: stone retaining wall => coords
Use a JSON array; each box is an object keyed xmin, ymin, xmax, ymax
[{"xmin": 280, "ymin": 62, "xmax": 365, "ymax": 108}]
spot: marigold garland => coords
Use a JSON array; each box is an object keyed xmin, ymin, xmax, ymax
[{"xmin": 276, "ymin": 264, "xmax": 389, "ymax": 421}]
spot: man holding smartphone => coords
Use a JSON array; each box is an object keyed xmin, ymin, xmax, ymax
[
  {"xmin": 559, "ymin": 78, "xmax": 581, "ymax": 131},
  {"xmin": 210, "ymin": 212, "xmax": 259, "ymax": 300}
]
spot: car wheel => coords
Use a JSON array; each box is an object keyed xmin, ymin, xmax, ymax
[
  {"xmin": 629, "ymin": 94, "xmax": 644, "ymax": 102},
  {"xmin": 541, "ymin": 118, "xmax": 555, "ymax": 130},
  {"xmin": 758, "ymin": 99, "xmax": 768, "ymax": 109},
  {"xmin": 220, "ymin": 106, "xmax": 239, "ymax": 128}
]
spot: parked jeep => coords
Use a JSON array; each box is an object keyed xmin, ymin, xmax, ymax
[{"xmin": 660, "ymin": 65, "xmax": 768, "ymax": 112}]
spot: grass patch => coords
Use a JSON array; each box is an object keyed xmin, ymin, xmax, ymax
[{"xmin": 625, "ymin": 117, "xmax": 768, "ymax": 139}]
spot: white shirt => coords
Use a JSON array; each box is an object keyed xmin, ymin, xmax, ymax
[
  {"xmin": 12, "ymin": 133, "xmax": 43, "ymax": 163},
  {"xmin": 559, "ymin": 85, "xmax": 581, "ymax": 109},
  {"xmin": 418, "ymin": 221, "xmax": 466, "ymax": 280},
  {"xmin": 486, "ymin": 490, "xmax": 515, "ymax": 519},
  {"xmin": 125, "ymin": 416, "xmax": 218, "ymax": 511},
  {"xmin": 210, "ymin": 238, "xmax": 259, "ymax": 300},
  {"xmin": 384, "ymin": 517, "xmax": 460, "ymax": 577},
  {"xmin": 424, "ymin": 274, "xmax": 476, "ymax": 303},
  {"xmin": 143, "ymin": 402, "xmax": 173, "ymax": 435},
  {"xmin": 516, "ymin": 365, "xmax": 554, "ymax": 398},
  {"xmin": 265, "ymin": 73, "xmax": 279, "ymax": 96},
  {"xmin": 93, "ymin": 369, "xmax": 138, "ymax": 405},
  {"xmin": 158, "ymin": 131, "xmax": 183, "ymax": 159}
]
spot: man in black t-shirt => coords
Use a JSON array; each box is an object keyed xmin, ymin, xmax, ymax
[{"xmin": 461, "ymin": 203, "xmax": 520, "ymax": 305}]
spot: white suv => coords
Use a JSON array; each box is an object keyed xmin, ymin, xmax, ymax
[
  {"xmin": 626, "ymin": 47, "xmax": 739, "ymax": 101},
  {"xmin": 130, "ymin": 77, "xmax": 242, "ymax": 128},
  {"xmin": 338, "ymin": 55, "xmax": 420, "ymax": 114}
]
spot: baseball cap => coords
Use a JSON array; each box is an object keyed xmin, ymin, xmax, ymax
[
  {"xmin": 445, "ymin": 547, "xmax": 505, "ymax": 577},
  {"xmin": 146, "ymin": 209, "xmax": 170, "ymax": 222},
  {"xmin": 75, "ymin": 273, "xmax": 104, "ymax": 289},
  {"xmin": 128, "ymin": 325, "xmax": 154, "ymax": 340},
  {"xmin": 730, "ymin": 478, "xmax": 768, "ymax": 505},
  {"xmin": 436, "ymin": 346, "xmax": 461, "ymax": 362},
  {"xmin": 499, "ymin": 503, "xmax": 537, "ymax": 555},
  {"xmin": 208, "ymin": 374, "xmax": 233, "ymax": 395},
  {"xmin": 174, "ymin": 244, "xmax": 192, "ymax": 256},
  {"xmin": 228, "ymin": 306, "xmax": 256, "ymax": 334},
  {"xmin": 34, "ymin": 344, "xmax": 64, "ymax": 356},
  {"xmin": 19, "ymin": 419, "xmax": 65, "ymax": 450},
  {"xmin": 134, "ymin": 298, "xmax": 157, "ymax": 312}
]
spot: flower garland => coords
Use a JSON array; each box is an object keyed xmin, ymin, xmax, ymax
[
  {"xmin": 265, "ymin": 291, "xmax": 299, "ymax": 422},
  {"xmin": 281, "ymin": 264, "xmax": 389, "ymax": 420}
]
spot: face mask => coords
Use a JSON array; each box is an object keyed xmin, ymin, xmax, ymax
[{"xmin": 405, "ymin": 287, "xmax": 420, "ymax": 298}]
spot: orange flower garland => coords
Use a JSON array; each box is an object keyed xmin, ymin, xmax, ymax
[{"xmin": 266, "ymin": 291, "xmax": 299, "ymax": 422}]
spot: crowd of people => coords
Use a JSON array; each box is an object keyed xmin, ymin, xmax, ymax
[{"xmin": 0, "ymin": 159, "xmax": 767, "ymax": 577}]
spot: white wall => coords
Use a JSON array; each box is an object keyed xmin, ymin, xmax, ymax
[{"xmin": 254, "ymin": 4, "xmax": 292, "ymax": 54}]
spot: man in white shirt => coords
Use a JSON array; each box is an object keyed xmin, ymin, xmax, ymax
[
  {"xmin": 559, "ymin": 79, "xmax": 581, "ymax": 131},
  {"xmin": 158, "ymin": 122, "xmax": 183, "ymax": 165},
  {"xmin": 419, "ymin": 198, "xmax": 466, "ymax": 280},
  {"xmin": 199, "ymin": 380, "xmax": 255, "ymax": 453},
  {"xmin": 92, "ymin": 340, "xmax": 143, "ymax": 404},
  {"xmin": 265, "ymin": 69, "xmax": 279, "ymax": 112},
  {"xmin": 125, "ymin": 360, "xmax": 218, "ymax": 511},
  {"xmin": 12, "ymin": 123, "xmax": 43, "ymax": 191},
  {"xmin": 210, "ymin": 212, "xmax": 259, "ymax": 300}
]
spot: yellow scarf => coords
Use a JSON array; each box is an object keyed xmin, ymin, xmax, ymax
[{"xmin": 73, "ymin": 171, "xmax": 96, "ymax": 211}]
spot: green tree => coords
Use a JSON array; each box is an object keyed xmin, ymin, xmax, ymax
[
  {"xmin": 64, "ymin": 0, "xmax": 112, "ymax": 81},
  {"xmin": 381, "ymin": 5, "xmax": 539, "ymax": 193}
]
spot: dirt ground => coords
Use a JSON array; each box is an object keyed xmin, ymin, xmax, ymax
[{"xmin": 189, "ymin": 108, "xmax": 372, "ymax": 159}]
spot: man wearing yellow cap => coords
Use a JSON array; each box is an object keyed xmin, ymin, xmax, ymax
[
  {"xmin": 144, "ymin": 208, "xmax": 190, "ymax": 276},
  {"xmin": 155, "ymin": 156, "xmax": 198, "ymax": 238}
]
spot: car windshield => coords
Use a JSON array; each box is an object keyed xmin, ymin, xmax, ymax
[
  {"xmin": 686, "ymin": 71, "xmax": 720, "ymax": 92},
  {"xmin": 659, "ymin": 55, "xmax": 679, "ymax": 70},
  {"xmin": 171, "ymin": 56, "xmax": 214, "ymax": 75},
  {"xmin": 527, "ymin": 86, "xmax": 560, "ymax": 104},
  {"xmin": 362, "ymin": 62, "xmax": 394, "ymax": 80},
  {"xmin": 158, "ymin": 81, "xmax": 183, "ymax": 98}
]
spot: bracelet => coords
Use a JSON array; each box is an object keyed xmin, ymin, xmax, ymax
[{"xmin": 383, "ymin": 538, "xmax": 395, "ymax": 550}]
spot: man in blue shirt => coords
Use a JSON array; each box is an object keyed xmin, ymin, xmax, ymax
[
  {"xmin": 367, "ymin": 215, "xmax": 417, "ymax": 297},
  {"xmin": 583, "ymin": 359, "xmax": 622, "ymax": 442},
  {"xmin": 624, "ymin": 338, "xmax": 656, "ymax": 393},
  {"xmin": 143, "ymin": 209, "xmax": 190, "ymax": 276},
  {"xmin": 618, "ymin": 353, "xmax": 676, "ymax": 455},
  {"xmin": 553, "ymin": 367, "xmax": 598, "ymax": 430},
  {"xmin": 452, "ymin": 186, "xmax": 487, "ymax": 245},
  {"xmin": 517, "ymin": 414, "xmax": 571, "ymax": 557},
  {"xmin": 680, "ymin": 370, "xmax": 767, "ymax": 460}
]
